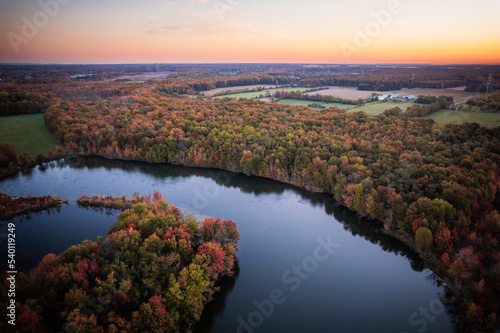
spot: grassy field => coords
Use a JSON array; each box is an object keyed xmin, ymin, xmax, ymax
[
  {"xmin": 308, "ymin": 86, "xmax": 475, "ymax": 103},
  {"xmin": 0, "ymin": 114, "xmax": 59, "ymax": 156},
  {"xmin": 202, "ymin": 84, "xmax": 276, "ymax": 96},
  {"xmin": 304, "ymin": 86, "xmax": 374, "ymax": 100},
  {"xmin": 425, "ymin": 110, "xmax": 500, "ymax": 128},
  {"xmin": 348, "ymin": 101, "xmax": 411, "ymax": 116},
  {"xmin": 214, "ymin": 87, "xmax": 308, "ymax": 100},
  {"xmin": 262, "ymin": 98, "xmax": 410, "ymax": 114},
  {"xmin": 275, "ymin": 99, "xmax": 353, "ymax": 110}
]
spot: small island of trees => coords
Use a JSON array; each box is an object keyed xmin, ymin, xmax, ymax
[{"xmin": 0, "ymin": 192, "xmax": 239, "ymax": 332}]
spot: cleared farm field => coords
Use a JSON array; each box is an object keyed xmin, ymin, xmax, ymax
[
  {"xmin": 308, "ymin": 86, "xmax": 476, "ymax": 102},
  {"xmin": 214, "ymin": 87, "xmax": 308, "ymax": 100},
  {"xmin": 348, "ymin": 101, "xmax": 411, "ymax": 115},
  {"xmin": 276, "ymin": 99, "xmax": 353, "ymax": 110},
  {"xmin": 425, "ymin": 110, "xmax": 500, "ymax": 128},
  {"xmin": 304, "ymin": 86, "xmax": 375, "ymax": 100},
  {"xmin": 202, "ymin": 84, "xmax": 276, "ymax": 96},
  {"xmin": 0, "ymin": 114, "xmax": 59, "ymax": 156}
]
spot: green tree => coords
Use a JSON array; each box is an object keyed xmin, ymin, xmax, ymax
[
  {"xmin": 415, "ymin": 227, "xmax": 433, "ymax": 248},
  {"xmin": 353, "ymin": 183, "xmax": 363, "ymax": 211}
]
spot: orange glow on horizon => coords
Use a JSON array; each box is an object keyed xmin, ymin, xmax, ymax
[{"xmin": 0, "ymin": 0, "xmax": 499, "ymax": 65}]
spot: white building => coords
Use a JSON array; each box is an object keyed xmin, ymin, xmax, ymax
[{"xmin": 378, "ymin": 93, "xmax": 400, "ymax": 101}]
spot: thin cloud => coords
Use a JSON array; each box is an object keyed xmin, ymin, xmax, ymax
[
  {"xmin": 140, "ymin": 14, "xmax": 245, "ymax": 36},
  {"xmin": 2, "ymin": 22, "xmax": 22, "ymax": 30},
  {"xmin": 45, "ymin": 29, "xmax": 87, "ymax": 36},
  {"xmin": 96, "ymin": 42, "xmax": 124, "ymax": 48}
]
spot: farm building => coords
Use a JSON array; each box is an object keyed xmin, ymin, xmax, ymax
[{"xmin": 378, "ymin": 93, "xmax": 400, "ymax": 101}]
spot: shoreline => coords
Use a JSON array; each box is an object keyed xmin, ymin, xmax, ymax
[
  {"xmin": 0, "ymin": 193, "xmax": 68, "ymax": 220},
  {"xmin": 0, "ymin": 154, "xmax": 484, "ymax": 329}
]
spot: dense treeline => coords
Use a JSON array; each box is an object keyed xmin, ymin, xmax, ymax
[
  {"xmin": 0, "ymin": 64, "xmax": 175, "ymax": 83},
  {"xmin": 0, "ymin": 143, "xmax": 64, "ymax": 178},
  {"xmin": 296, "ymin": 68, "xmax": 500, "ymax": 94},
  {"xmin": 2, "ymin": 64, "xmax": 498, "ymax": 95},
  {"xmin": 0, "ymin": 192, "xmax": 239, "ymax": 332},
  {"xmin": 416, "ymin": 95, "xmax": 438, "ymax": 104},
  {"xmin": 465, "ymin": 81, "xmax": 499, "ymax": 94},
  {"xmin": 300, "ymin": 75, "xmax": 404, "ymax": 91},
  {"xmin": 0, "ymin": 82, "xmax": 136, "ymax": 104},
  {"xmin": 403, "ymin": 96, "xmax": 454, "ymax": 117},
  {"xmin": 209, "ymin": 85, "xmax": 276, "ymax": 97},
  {"xmin": 0, "ymin": 91, "xmax": 54, "ymax": 116},
  {"xmin": 155, "ymin": 74, "xmax": 295, "ymax": 96},
  {"xmin": 299, "ymin": 67, "xmax": 500, "ymax": 91},
  {"xmin": 77, "ymin": 193, "xmax": 148, "ymax": 210},
  {"xmin": 274, "ymin": 90, "xmax": 357, "ymax": 105},
  {"xmin": 44, "ymin": 87, "xmax": 500, "ymax": 330},
  {"xmin": 467, "ymin": 91, "xmax": 500, "ymax": 112},
  {"xmin": 0, "ymin": 193, "xmax": 67, "ymax": 220},
  {"xmin": 54, "ymin": 84, "xmax": 133, "ymax": 102},
  {"xmin": 308, "ymin": 102, "xmax": 326, "ymax": 109}
]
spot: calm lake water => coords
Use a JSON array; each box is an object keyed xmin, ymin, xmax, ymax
[{"xmin": 0, "ymin": 157, "xmax": 455, "ymax": 332}]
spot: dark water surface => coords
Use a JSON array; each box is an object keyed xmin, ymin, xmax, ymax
[{"xmin": 0, "ymin": 157, "xmax": 455, "ymax": 332}]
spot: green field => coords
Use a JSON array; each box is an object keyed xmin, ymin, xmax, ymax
[
  {"xmin": 275, "ymin": 99, "xmax": 353, "ymax": 110},
  {"xmin": 123, "ymin": 80, "xmax": 145, "ymax": 84},
  {"xmin": 425, "ymin": 109, "xmax": 500, "ymax": 128},
  {"xmin": 214, "ymin": 87, "xmax": 308, "ymax": 100},
  {"xmin": 348, "ymin": 101, "xmax": 411, "ymax": 116},
  {"xmin": 0, "ymin": 114, "xmax": 59, "ymax": 156}
]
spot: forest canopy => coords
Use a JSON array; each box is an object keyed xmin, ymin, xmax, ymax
[
  {"xmin": 0, "ymin": 192, "xmax": 239, "ymax": 332},
  {"xmin": 42, "ymin": 82, "xmax": 500, "ymax": 330},
  {"xmin": 1, "ymin": 65, "xmax": 499, "ymax": 331}
]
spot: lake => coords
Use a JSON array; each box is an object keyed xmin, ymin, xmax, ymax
[{"xmin": 0, "ymin": 157, "xmax": 455, "ymax": 332}]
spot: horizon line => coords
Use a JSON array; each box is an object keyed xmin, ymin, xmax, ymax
[{"xmin": 1, "ymin": 62, "xmax": 500, "ymax": 67}]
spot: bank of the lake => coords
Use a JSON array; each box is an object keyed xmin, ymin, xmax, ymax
[
  {"xmin": 0, "ymin": 193, "xmax": 68, "ymax": 220},
  {"xmin": 0, "ymin": 157, "xmax": 456, "ymax": 332}
]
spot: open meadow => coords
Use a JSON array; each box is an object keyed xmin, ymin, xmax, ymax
[
  {"xmin": 348, "ymin": 101, "xmax": 412, "ymax": 115},
  {"xmin": 255, "ymin": 98, "xmax": 412, "ymax": 115},
  {"xmin": 0, "ymin": 113, "xmax": 58, "ymax": 156},
  {"xmin": 106, "ymin": 71, "xmax": 174, "ymax": 82},
  {"xmin": 308, "ymin": 86, "xmax": 476, "ymax": 102},
  {"xmin": 277, "ymin": 99, "xmax": 412, "ymax": 115},
  {"xmin": 213, "ymin": 87, "xmax": 308, "ymax": 99},
  {"xmin": 425, "ymin": 109, "xmax": 500, "ymax": 128},
  {"xmin": 202, "ymin": 84, "xmax": 276, "ymax": 96},
  {"xmin": 275, "ymin": 99, "xmax": 353, "ymax": 110}
]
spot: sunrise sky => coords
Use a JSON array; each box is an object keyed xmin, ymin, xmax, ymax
[{"xmin": 0, "ymin": 0, "xmax": 499, "ymax": 64}]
